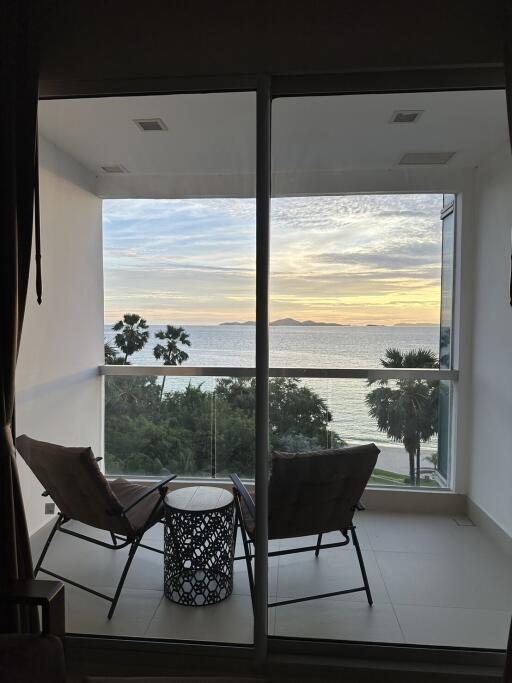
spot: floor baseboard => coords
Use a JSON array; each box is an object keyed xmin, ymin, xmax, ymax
[{"xmin": 467, "ymin": 498, "xmax": 512, "ymax": 557}]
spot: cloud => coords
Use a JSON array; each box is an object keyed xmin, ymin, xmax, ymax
[
  {"xmin": 316, "ymin": 240, "xmax": 440, "ymax": 271},
  {"xmin": 373, "ymin": 209, "xmax": 432, "ymax": 218},
  {"xmin": 103, "ymin": 194, "xmax": 444, "ymax": 324},
  {"xmin": 103, "ymin": 198, "xmax": 256, "ymax": 224},
  {"xmin": 105, "ymin": 260, "xmax": 255, "ymax": 276}
]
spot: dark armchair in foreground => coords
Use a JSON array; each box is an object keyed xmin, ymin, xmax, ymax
[
  {"xmin": 0, "ymin": 582, "xmax": 268, "ymax": 682},
  {"xmin": 16, "ymin": 434, "xmax": 176, "ymax": 619},
  {"xmin": 231, "ymin": 443, "xmax": 379, "ymax": 609},
  {"xmin": 0, "ymin": 579, "xmax": 66, "ymax": 683}
]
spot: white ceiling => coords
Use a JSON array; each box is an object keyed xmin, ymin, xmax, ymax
[
  {"xmin": 273, "ymin": 90, "xmax": 508, "ymax": 171},
  {"xmin": 38, "ymin": 90, "xmax": 509, "ymax": 198},
  {"xmin": 39, "ymin": 92, "xmax": 256, "ymax": 175}
]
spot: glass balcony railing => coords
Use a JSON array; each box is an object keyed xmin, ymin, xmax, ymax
[{"xmin": 101, "ymin": 366, "xmax": 457, "ymax": 488}]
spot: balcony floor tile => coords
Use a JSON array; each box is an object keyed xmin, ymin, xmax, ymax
[
  {"xmin": 394, "ymin": 604, "xmax": 510, "ymax": 649},
  {"xmin": 144, "ymin": 594, "xmax": 258, "ymax": 643},
  {"xmin": 376, "ymin": 547, "xmax": 512, "ymax": 611},
  {"xmin": 65, "ymin": 585, "xmax": 162, "ymax": 638},
  {"xmin": 274, "ymin": 601, "xmax": 404, "ymax": 643},
  {"xmin": 275, "ymin": 548, "xmax": 390, "ymax": 605},
  {"xmin": 364, "ymin": 512, "xmax": 498, "ymax": 555},
  {"xmin": 30, "ymin": 511, "xmax": 512, "ymax": 649}
]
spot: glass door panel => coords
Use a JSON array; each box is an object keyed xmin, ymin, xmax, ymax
[
  {"xmin": 269, "ymin": 88, "xmax": 510, "ymax": 648},
  {"xmin": 23, "ymin": 90, "xmax": 256, "ymax": 645}
]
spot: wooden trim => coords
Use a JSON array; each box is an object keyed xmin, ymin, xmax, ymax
[
  {"xmin": 272, "ymin": 65, "xmax": 505, "ymax": 98},
  {"xmin": 39, "ymin": 65, "xmax": 505, "ymax": 101},
  {"xmin": 39, "ymin": 75, "xmax": 258, "ymax": 100}
]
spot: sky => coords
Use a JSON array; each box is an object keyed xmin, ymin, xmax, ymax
[{"xmin": 103, "ymin": 194, "xmax": 443, "ymax": 326}]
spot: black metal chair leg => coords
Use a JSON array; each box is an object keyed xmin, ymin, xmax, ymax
[
  {"xmin": 35, "ymin": 514, "xmax": 63, "ymax": 575},
  {"xmin": 107, "ymin": 536, "xmax": 142, "ymax": 619},
  {"xmin": 110, "ymin": 532, "xmax": 117, "ymax": 547},
  {"xmin": 234, "ymin": 498, "xmax": 255, "ymax": 608},
  {"xmin": 233, "ymin": 515, "xmax": 240, "ymax": 556},
  {"xmin": 245, "ymin": 540, "xmax": 255, "ymax": 609},
  {"xmin": 351, "ymin": 527, "xmax": 373, "ymax": 606},
  {"xmin": 315, "ymin": 533, "xmax": 323, "ymax": 558}
]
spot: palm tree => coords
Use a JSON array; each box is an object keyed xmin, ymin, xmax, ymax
[
  {"xmin": 366, "ymin": 348, "xmax": 439, "ymax": 486},
  {"xmin": 104, "ymin": 341, "xmax": 125, "ymax": 365},
  {"xmin": 153, "ymin": 325, "xmax": 191, "ymax": 399},
  {"xmin": 112, "ymin": 313, "xmax": 149, "ymax": 363}
]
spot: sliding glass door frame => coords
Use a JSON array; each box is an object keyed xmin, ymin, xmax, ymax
[
  {"xmin": 253, "ymin": 69, "xmax": 506, "ymax": 663},
  {"xmin": 254, "ymin": 75, "xmax": 271, "ymax": 664},
  {"xmin": 38, "ymin": 64, "xmax": 507, "ymax": 674}
]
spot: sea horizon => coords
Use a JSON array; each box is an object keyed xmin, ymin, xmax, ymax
[
  {"xmin": 104, "ymin": 323, "xmax": 440, "ymax": 463},
  {"xmin": 104, "ymin": 321, "xmax": 439, "ymax": 328}
]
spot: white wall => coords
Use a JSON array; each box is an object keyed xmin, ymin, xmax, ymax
[
  {"xmin": 469, "ymin": 145, "xmax": 512, "ymax": 537},
  {"xmin": 16, "ymin": 136, "xmax": 103, "ymax": 535}
]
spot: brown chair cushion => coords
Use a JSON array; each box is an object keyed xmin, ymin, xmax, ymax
[
  {"xmin": 268, "ymin": 444, "xmax": 379, "ymax": 539},
  {"xmin": 16, "ymin": 435, "xmax": 133, "ymax": 537},
  {"xmin": 110, "ymin": 478, "xmax": 164, "ymax": 534}
]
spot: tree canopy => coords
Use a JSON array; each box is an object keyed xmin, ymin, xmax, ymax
[
  {"xmin": 112, "ymin": 313, "xmax": 149, "ymax": 363},
  {"xmin": 365, "ymin": 348, "xmax": 439, "ymax": 485},
  {"xmin": 153, "ymin": 325, "xmax": 191, "ymax": 400},
  {"xmin": 104, "ymin": 315, "xmax": 342, "ymax": 477},
  {"xmin": 104, "ymin": 315, "xmax": 439, "ymax": 488},
  {"xmin": 105, "ymin": 375, "xmax": 342, "ymax": 478}
]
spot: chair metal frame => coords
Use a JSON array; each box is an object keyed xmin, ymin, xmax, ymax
[
  {"xmin": 35, "ymin": 465, "xmax": 176, "ymax": 619},
  {"xmin": 230, "ymin": 474, "xmax": 373, "ymax": 609}
]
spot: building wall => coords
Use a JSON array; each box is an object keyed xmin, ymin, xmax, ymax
[
  {"xmin": 16, "ymin": 136, "xmax": 103, "ymax": 535},
  {"xmin": 469, "ymin": 145, "xmax": 512, "ymax": 537}
]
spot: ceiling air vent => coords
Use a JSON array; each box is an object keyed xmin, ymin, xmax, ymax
[
  {"xmin": 398, "ymin": 152, "xmax": 455, "ymax": 165},
  {"xmin": 133, "ymin": 118, "xmax": 168, "ymax": 132},
  {"xmin": 390, "ymin": 110, "xmax": 424, "ymax": 124},
  {"xmin": 99, "ymin": 164, "xmax": 128, "ymax": 174}
]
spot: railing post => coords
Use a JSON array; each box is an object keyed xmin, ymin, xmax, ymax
[
  {"xmin": 254, "ymin": 74, "xmax": 271, "ymax": 668},
  {"xmin": 212, "ymin": 378, "xmax": 217, "ymax": 479}
]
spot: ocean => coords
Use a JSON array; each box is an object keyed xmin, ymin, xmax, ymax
[{"xmin": 104, "ymin": 324, "xmax": 440, "ymax": 463}]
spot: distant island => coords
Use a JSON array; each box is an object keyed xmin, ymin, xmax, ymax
[
  {"xmin": 220, "ymin": 318, "xmax": 349, "ymax": 327},
  {"xmin": 219, "ymin": 319, "xmax": 437, "ymax": 327}
]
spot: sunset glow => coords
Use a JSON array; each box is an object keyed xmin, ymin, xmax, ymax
[{"xmin": 103, "ymin": 194, "xmax": 442, "ymax": 326}]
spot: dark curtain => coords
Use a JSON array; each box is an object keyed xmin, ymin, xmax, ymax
[
  {"xmin": 506, "ymin": 0, "xmax": 512, "ymax": 309},
  {"xmin": 0, "ymin": 1, "xmax": 40, "ymax": 632}
]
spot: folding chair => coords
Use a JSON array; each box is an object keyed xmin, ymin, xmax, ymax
[
  {"xmin": 16, "ymin": 434, "xmax": 175, "ymax": 619},
  {"xmin": 231, "ymin": 443, "xmax": 379, "ymax": 609}
]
